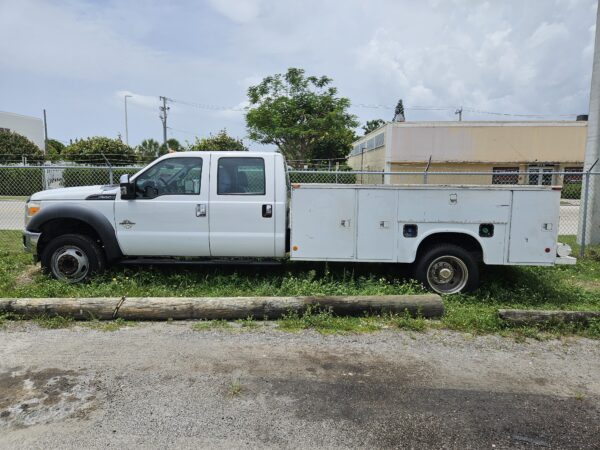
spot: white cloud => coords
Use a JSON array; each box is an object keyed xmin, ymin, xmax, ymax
[
  {"xmin": 207, "ymin": 0, "xmax": 262, "ymax": 23},
  {"xmin": 0, "ymin": 0, "xmax": 596, "ymax": 145}
]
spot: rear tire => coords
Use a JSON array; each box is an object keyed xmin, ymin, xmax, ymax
[
  {"xmin": 415, "ymin": 244, "xmax": 479, "ymax": 294},
  {"xmin": 41, "ymin": 234, "xmax": 106, "ymax": 283}
]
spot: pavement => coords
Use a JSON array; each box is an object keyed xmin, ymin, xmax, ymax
[{"xmin": 0, "ymin": 323, "xmax": 599, "ymax": 449}]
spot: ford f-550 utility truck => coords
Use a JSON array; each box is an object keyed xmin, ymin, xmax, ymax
[{"xmin": 22, "ymin": 151, "xmax": 575, "ymax": 294}]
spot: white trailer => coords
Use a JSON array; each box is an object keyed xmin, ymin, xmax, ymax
[{"xmin": 22, "ymin": 152, "xmax": 575, "ymax": 294}]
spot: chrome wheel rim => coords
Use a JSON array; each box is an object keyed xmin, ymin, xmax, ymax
[
  {"xmin": 51, "ymin": 245, "xmax": 89, "ymax": 283},
  {"xmin": 426, "ymin": 255, "xmax": 468, "ymax": 294}
]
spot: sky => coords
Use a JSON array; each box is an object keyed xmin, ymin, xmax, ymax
[{"xmin": 0, "ymin": 0, "xmax": 597, "ymax": 150}]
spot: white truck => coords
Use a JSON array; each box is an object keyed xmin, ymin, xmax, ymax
[{"xmin": 22, "ymin": 151, "xmax": 576, "ymax": 294}]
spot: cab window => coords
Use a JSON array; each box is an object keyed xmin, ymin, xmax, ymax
[
  {"xmin": 217, "ymin": 157, "xmax": 265, "ymax": 195},
  {"xmin": 135, "ymin": 158, "xmax": 202, "ymax": 198}
]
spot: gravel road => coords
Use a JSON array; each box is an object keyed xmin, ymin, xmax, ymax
[{"xmin": 0, "ymin": 323, "xmax": 599, "ymax": 449}]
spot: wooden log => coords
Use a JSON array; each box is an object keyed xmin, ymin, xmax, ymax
[
  {"xmin": 498, "ymin": 309, "xmax": 600, "ymax": 326},
  {"xmin": 0, "ymin": 297, "xmax": 122, "ymax": 320},
  {"xmin": 0, "ymin": 295, "xmax": 443, "ymax": 321}
]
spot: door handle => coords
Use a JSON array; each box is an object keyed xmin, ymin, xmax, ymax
[
  {"xmin": 196, "ymin": 203, "xmax": 207, "ymax": 217},
  {"xmin": 262, "ymin": 204, "xmax": 272, "ymax": 218}
]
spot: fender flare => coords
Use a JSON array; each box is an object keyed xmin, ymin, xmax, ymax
[{"xmin": 27, "ymin": 204, "xmax": 123, "ymax": 262}]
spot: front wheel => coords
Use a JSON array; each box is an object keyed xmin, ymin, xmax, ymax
[
  {"xmin": 41, "ymin": 234, "xmax": 106, "ymax": 283},
  {"xmin": 415, "ymin": 244, "xmax": 479, "ymax": 294}
]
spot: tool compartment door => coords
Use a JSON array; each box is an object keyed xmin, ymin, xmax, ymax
[
  {"xmin": 290, "ymin": 187, "xmax": 356, "ymax": 260},
  {"xmin": 356, "ymin": 189, "xmax": 396, "ymax": 260},
  {"xmin": 508, "ymin": 190, "xmax": 560, "ymax": 263}
]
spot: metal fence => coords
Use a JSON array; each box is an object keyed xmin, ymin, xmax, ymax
[{"xmin": 0, "ymin": 163, "xmax": 598, "ymax": 256}]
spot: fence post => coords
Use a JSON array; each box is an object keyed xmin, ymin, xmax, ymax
[
  {"xmin": 42, "ymin": 167, "xmax": 48, "ymax": 191},
  {"xmin": 580, "ymin": 171, "xmax": 591, "ymax": 258}
]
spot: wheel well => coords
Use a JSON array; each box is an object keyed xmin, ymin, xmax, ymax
[
  {"xmin": 416, "ymin": 233, "xmax": 483, "ymax": 260},
  {"xmin": 38, "ymin": 219, "xmax": 103, "ymax": 256}
]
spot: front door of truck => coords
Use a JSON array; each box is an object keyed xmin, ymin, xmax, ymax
[
  {"xmin": 208, "ymin": 155, "xmax": 276, "ymax": 257},
  {"xmin": 114, "ymin": 155, "xmax": 210, "ymax": 256}
]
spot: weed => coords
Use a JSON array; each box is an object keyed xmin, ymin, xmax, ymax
[
  {"xmin": 227, "ymin": 379, "xmax": 243, "ymax": 397},
  {"xmin": 82, "ymin": 318, "xmax": 134, "ymax": 332},
  {"xmin": 192, "ymin": 319, "xmax": 232, "ymax": 331},
  {"xmin": 394, "ymin": 311, "xmax": 426, "ymax": 332},
  {"xmin": 32, "ymin": 315, "xmax": 73, "ymax": 329}
]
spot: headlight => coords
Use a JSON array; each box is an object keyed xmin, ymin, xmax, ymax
[{"xmin": 25, "ymin": 201, "xmax": 41, "ymax": 225}]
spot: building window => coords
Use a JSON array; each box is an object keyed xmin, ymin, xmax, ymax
[
  {"xmin": 217, "ymin": 157, "xmax": 265, "ymax": 195},
  {"xmin": 564, "ymin": 167, "xmax": 583, "ymax": 184},
  {"xmin": 492, "ymin": 167, "xmax": 519, "ymax": 184},
  {"xmin": 527, "ymin": 165, "xmax": 556, "ymax": 186}
]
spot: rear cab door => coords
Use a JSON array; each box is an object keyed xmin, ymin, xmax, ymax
[{"xmin": 208, "ymin": 154, "xmax": 276, "ymax": 257}]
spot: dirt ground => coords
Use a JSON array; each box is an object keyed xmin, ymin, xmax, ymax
[{"xmin": 0, "ymin": 322, "xmax": 599, "ymax": 449}]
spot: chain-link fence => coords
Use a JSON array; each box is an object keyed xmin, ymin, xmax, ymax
[{"xmin": 1, "ymin": 164, "xmax": 598, "ymax": 256}]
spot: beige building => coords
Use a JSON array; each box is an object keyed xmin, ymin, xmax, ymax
[{"xmin": 347, "ymin": 120, "xmax": 587, "ymax": 185}]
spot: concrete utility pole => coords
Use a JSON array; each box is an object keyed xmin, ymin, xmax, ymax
[
  {"xmin": 159, "ymin": 96, "xmax": 169, "ymax": 147},
  {"xmin": 42, "ymin": 109, "xmax": 48, "ymax": 153},
  {"xmin": 579, "ymin": 1, "xmax": 600, "ymax": 245},
  {"xmin": 124, "ymin": 94, "xmax": 132, "ymax": 146}
]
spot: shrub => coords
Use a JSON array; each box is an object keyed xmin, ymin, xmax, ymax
[
  {"xmin": 0, "ymin": 167, "xmax": 44, "ymax": 195},
  {"xmin": 562, "ymin": 182, "xmax": 581, "ymax": 200},
  {"xmin": 0, "ymin": 130, "xmax": 44, "ymax": 164},
  {"xmin": 62, "ymin": 137, "xmax": 135, "ymax": 165},
  {"xmin": 62, "ymin": 168, "xmax": 139, "ymax": 187},
  {"xmin": 288, "ymin": 171, "xmax": 356, "ymax": 184}
]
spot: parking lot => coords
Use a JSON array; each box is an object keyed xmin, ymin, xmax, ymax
[{"xmin": 1, "ymin": 324, "xmax": 599, "ymax": 449}]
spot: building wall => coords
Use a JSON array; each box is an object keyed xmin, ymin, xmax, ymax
[
  {"xmin": 0, "ymin": 111, "xmax": 45, "ymax": 150},
  {"xmin": 388, "ymin": 121, "xmax": 586, "ymax": 163},
  {"xmin": 388, "ymin": 161, "xmax": 583, "ymax": 185}
]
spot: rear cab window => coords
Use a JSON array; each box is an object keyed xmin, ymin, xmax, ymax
[{"xmin": 217, "ymin": 157, "xmax": 265, "ymax": 195}]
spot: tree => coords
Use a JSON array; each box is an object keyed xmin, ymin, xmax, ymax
[
  {"xmin": 362, "ymin": 119, "xmax": 386, "ymax": 135},
  {"xmin": 164, "ymin": 138, "xmax": 183, "ymax": 152},
  {"xmin": 62, "ymin": 137, "xmax": 135, "ymax": 165},
  {"xmin": 136, "ymin": 139, "xmax": 162, "ymax": 160},
  {"xmin": 45, "ymin": 139, "xmax": 65, "ymax": 162},
  {"xmin": 0, "ymin": 129, "xmax": 44, "ymax": 163},
  {"xmin": 189, "ymin": 129, "xmax": 247, "ymax": 151},
  {"xmin": 245, "ymin": 67, "xmax": 358, "ymax": 162}
]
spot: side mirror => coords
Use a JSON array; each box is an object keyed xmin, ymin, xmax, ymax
[{"xmin": 120, "ymin": 174, "xmax": 135, "ymax": 200}]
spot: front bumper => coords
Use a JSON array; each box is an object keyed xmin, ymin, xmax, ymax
[{"xmin": 23, "ymin": 230, "xmax": 41, "ymax": 258}]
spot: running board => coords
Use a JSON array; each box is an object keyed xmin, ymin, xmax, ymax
[{"xmin": 118, "ymin": 258, "xmax": 283, "ymax": 267}]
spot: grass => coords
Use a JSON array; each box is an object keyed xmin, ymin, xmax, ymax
[
  {"xmin": 1, "ymin": 230, "xmax": 599, "ymax": 338},
  {"xmin": 227, "ymin": 379, "xmax": 243, "ymax": 397}
]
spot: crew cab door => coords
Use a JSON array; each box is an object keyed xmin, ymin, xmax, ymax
[
  {"xmin": 114, "ymin": 155, "xmax": 210, "ymax": 256},
  {"xmin": 209, "ymin": 155, "xmax": 276, "ymax": 257}
]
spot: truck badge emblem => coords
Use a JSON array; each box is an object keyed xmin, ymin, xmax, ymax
[{"xmin": 119, "ymin": 220, "xmax": 136, "ymax": 229}]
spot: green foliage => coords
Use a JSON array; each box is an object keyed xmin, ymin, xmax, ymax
[
  {"xmin": 288, "ymin": 170, "xmax": 356, "ymax": 184},
  {"xmin": 562, "ymin": 182, "xmax": 581, "ymax": 200},
  {"xmin": 165, "ymin": 138, "xmax": 183, "ymax": 152},
  {"xmin": 45, "ymin": 139, "xmax": 66, "ymax": 162},
  {"xmin": 136, "ymin": 139, "xmax": 163, "ymax": 160},
  {"xmin": 62, "ymin": 137, "xmax": 135, "ymax": 165},
  {"xmin": 0, "ymin": 129, "xmax": 44, "ymax": 164},
  {"xmin": 189, "ymin": 129, "xmax": 247, "ymax": 151},
  {"xmin": 63, "ymin": 168, "xmax": 139, "ymax": 187},
  {"xmin": 245, "ymin": 67, "xmax": 358, "ymax": 162},
  {"xmin": 362, "ymin": 119, "xmax": 386, "ymax": 135},
  {"xmin": 0, "ymin": 168, "xmax": 44, "ymax": 195}
]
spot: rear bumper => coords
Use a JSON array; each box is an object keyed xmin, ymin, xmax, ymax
[
  {"xmin": 555, "ymin": 255, "xmax": 577, "ymax": 265},
  {"xmin": 22, "ymin": 230, "xmax": 41, "ymax": 258}
]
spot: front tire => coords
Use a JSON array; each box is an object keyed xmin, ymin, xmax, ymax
[
  {"xmin": 41, "ymin": 234, "xmax": 106, "ymax": 283},
  {"xmin": 415, "ymin": 244, "xmax": 479, "ymax": 294}
]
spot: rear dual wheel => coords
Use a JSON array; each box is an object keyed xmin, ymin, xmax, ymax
[
  {"xmin": 415, "ymin": 244, "xmax": 479, "ymax": 294},
  {"xmin": 41, "ymin": 234, "xmax": 106, "ymax": 283}
]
